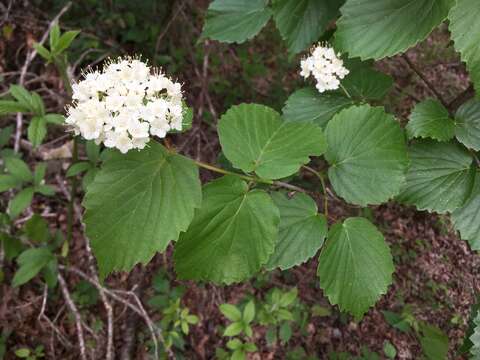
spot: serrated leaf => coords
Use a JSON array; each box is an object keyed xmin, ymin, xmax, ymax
[
  {"xmin": 449, "ymin": 0, "xmax": 480, "ymax": 93},
  {"xmin": 334, "ymin": 0, "xmax": 455, "ymax": 60},
  {"xmin": 4, "ymin": 157, "xmax": 33, "ymax": 182},
  {"xmin": 202, "ymin": 0, "xmax": 272, "ymax": 44},
  {"xmin": 470, "ymin": 310, "xmax": 480, "ymax": 358},
  {"xmin": 317, "ymin": 217, "xmax": 394, "ymax": 319},
  {"xmin": 452, "ymin": 173, "xmax": 480, "ymax": 251},
  {"xmin": 406, "ymin": 99, "xmax": 455, "ymax": 141},
  {"xmin": 398, "ymin": 140, "xmax": 475, "ymax": 213},
  {"xmin": 272, "ymin": 0, "xmax": 342, "ymax": 54},
  {"xmin": 325, "ymin": 105, "xmax": 409, "ymax": 206},
  {"xmin": 28, "ymin": 116, "xmax": 47, "ymax": 148},
  {"xmin": 220, "ymin": 304, "xmax": 243, "ymax": 322},
  {"xmin": 0, "ymin": 100, "xmax": 30, "ymax": 115},
  {"xmin": 12, "ymin": 247, "xmax": 54, "ymax": 287},
  {"xmin": 218, "ymin": 103, "xmax": 326, "ymax": 179},
  {"xmin": 454, "ymin": 99, "xmax": 480, "ymax": 151},
  {"xmin": 174, "ymin": 176, "xmax": 279, "ymax": 284},
  {"xmin": 9, "ymin": 187, "xmax": 34, "ymax": 219},
  {"xmin": 83, "ymin": 142, "xmax": 202, "ymax": 277},
  {"xmin": 266, "ymin": 192, "xmax": 327, "ymax": 270},
  {"xmin": 282, "ymin": 87, "xmax": 352, "ymax": 128},
  {"xmin": 341, "ymin": 59, "xmax": 393, "ymax": 100}
]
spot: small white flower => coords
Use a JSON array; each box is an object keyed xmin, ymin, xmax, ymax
[
  {"xmin": 300, "ymin": 43, "xmax": 349, "ymax": 93},
  {"xmin": 66, "ymin": 57, "xmax": 186, "ymax": 153}
]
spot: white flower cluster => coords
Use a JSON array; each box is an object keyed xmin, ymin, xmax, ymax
[
  {"xmin": 66, "ymin": 58, "xmax": 184, "ymax": 153},
  {"xmin": 300, "ymin": 44, "xmax": 349, "ymax": 93}
]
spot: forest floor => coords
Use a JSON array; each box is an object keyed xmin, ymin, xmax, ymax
[{"xmin": 0, "ymin": 1, "xmax": 479, "ymax": 359}]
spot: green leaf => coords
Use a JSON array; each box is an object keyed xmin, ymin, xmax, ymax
[
  {"xmin": 279, "ymin": 288, "xmax": 297, "ymax": 307},
  {"xmin": 218, "ymin": 103, "xmax": 326, "ymax": 179},
  {"xmin": 397, "ymin": 140, "xmax": 475, "ymax": 213},
  {"xmin": 9, "ymin": 85, "xmax": 33, "ymax": 109},
  {"xmin": 0, "ymin": 125, "xmax": 13, "ymax": 148},
  {"xmin": 35, "ymin": 185, "xmax": 55, "ymax": 196},
  {"xmin": 14, "ymin": 348, "xmax": 30, "ymax": 358},
  {"xmin": 49, "ymin": 24, "xmax": 60, "ymax": 50},
  {"xmin": 42, "ymin": 258, "xmax": 58, "ymax": 289},
  {"xmin": 406, "ymin": 99, "xmax": 455, "ymax": 141},
  {"xmin": 341, "ymin": 59, "xmax": 393, "ymax": 101},
  {"xmin": 243, "ymin": 301, "xmax": 255, "ymax": 324},
  {"xmin": 12, "ymin": 247, "xmax": 54, "ymax": 287},
  {"xmin": 383, "ymin": 341, "xmax": 397, "ymax": 359},
  {"xmin": 325, "ymin": 105, "xmax": 408, "ymax": 206},
  {"xmin": 449, "ymin": 0, "xmax": 480, "ymax": 93},
  {"xmin": 30, "ymin": 93, "xmax": 45, "ymax": 116},
  {"xmin": 24, "ymin": 214, "xmax": 49, "ymax": 243},
  {"xmin": 279, "ymin": 322, "xmax": 292, "ymax": 343},
  {"xmin": 282, "ymin": 87, "xmax": 352, "ymax": 128},
  {"xmin": 470, "ymin": 311, "xmax": 480, "ymax": 358},
  {"xmin": 266, "ymin": 192, "xmax": 327, "ymax": 270},
  {"xmin": 202, "ymin": 0, "xmax": 272, "ymax": 44},
  {"xmin": 231, "ymin": 349, "xmax": 246, "ymax": 360},
  {"xmin": 227, "ymin": 339, "xmax": 242, "ymax": 350},
  {"xmin": 4, "ymin": 157, "xmax": 33, "ymax": 182},
  {"xmin": 382, "ymin": 311, "xmax": 411, "ymax": 333},
  {"xmin": 318, "ymin": 217, "xmax": 394, "ymax": 319},
  {"xmin": 454, "ymin": 99, "xmax": 480, "ymax": 151},
  {"xmin": 452, "ymin": 173, "xmax": 480, "ymax": 251},
  {"xmin": 220, "ymin": 304, "xmax": 243, "ymax": 322},
  {"xmin": 0, "ymin": 175, "xmax": 21, "ymax": 192},
  {"xmin": 0, "ymin": 100, "xmax": 30, "ymax": 115},
  {"xmin": 272, "ymin": 0, "xmax": 342, "ymax": 54},
  {"xmin": 419, "ymin": 324, "xmax": 449, "ymax": 360},
  {"xmin": 334, "ymin": 0, "xmax": 454, "ymax": 60},
  {"xmin": 33, "ymin": 163, "xmax": 47, "ymax": 186},
  {"xmin": 33, "ymin": 43, "xmax": 51, "ymax": 61},
  {"xmin": 44, "ymin": 113, "xmax": 65, "ymax": 125},
  {"xmin": 174, "ymin": 176, "xmax": 280, "ymax": 284},
  {"xmin": 224, "ymin": 322, "xmax": 244, "ymax": 337},
  {"xmin": 55, "ymin": 30, "xmax": 80, "ymax": 54},
  {"xmin": 28, "ymin": 116, "xmax": 47, "ymax": 148},
  {"xmin": 66, "ymin": 162, "xmax": 91, "ymax": 177},
  {"xmin": 83, "ymin": 142, "xmax": 201, "ymax": 276},
  {"xmin": 1, "ymin": 234, "xmax": 24, "ymax": 261},
  {"xmin": 9, "ymin": 187, "xmax": 34, "ymax": 219}
]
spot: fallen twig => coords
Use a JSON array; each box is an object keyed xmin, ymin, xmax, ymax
[{"xmin": 58, "ymin": 273, "xmax": 87, "ymax": 360}]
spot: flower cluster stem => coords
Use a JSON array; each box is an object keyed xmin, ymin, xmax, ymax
[{"xmin": 55, "ymin": 56, "xmax": 76, "ymax": 248}]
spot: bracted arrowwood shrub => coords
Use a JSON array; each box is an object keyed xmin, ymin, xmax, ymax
[
  {"xmin": 2, "ymin": 0, "xmax": 480, "ymax": 357},
  {"xmin": 83, "ymin": 0, "xmax": 480, "ymax": 335}
]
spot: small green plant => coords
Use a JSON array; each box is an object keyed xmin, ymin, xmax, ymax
[
  {"xmin": 257, "ymin": 287, "xmax": 298, "ymax": 345},
  {"xmin": 383, "ymin": 306, "xmax": 449, "ymax": 360},
  {"xmin": 220, "ymin": 300, "xmax": 255, "ymax": 338},
  {"xmin": 157, "ymin": 298, "xmax": 199, "ymax": 351},
  {"xmin": 14, "ymin": 345, "xmax": 45, "ymax": 360}
]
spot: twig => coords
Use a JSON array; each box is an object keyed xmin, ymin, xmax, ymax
[
  {"xmin": 59, "ymin": 265, "xmax": 168, "ymax": 360},
  {"xmin": 154, "ymin": 1, "xmax": 186, "ymax": 55},
  {"xmin": 402, "ymin": 53, "xmax": 450, "ymax": 111},
  {"xmin": 58, "ymin": 273, "xmax": 87, "ymax": 360},
  {"xmin": 13, "ymin": 1, "xmax": 72, "ymax": 152},
  {"xmin": 55, "ymin": 175, "xmax": 114, "ymax": 360}
]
